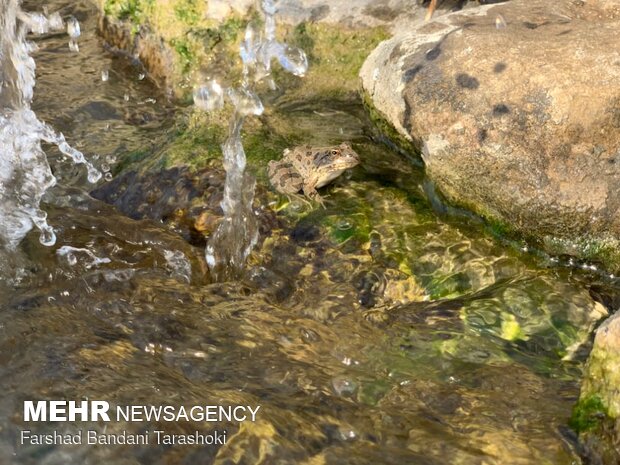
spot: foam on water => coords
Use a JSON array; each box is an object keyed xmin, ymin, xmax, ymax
[{"xmin": 0, "ymin": 0, "xmax": 100, "ymax": 249}]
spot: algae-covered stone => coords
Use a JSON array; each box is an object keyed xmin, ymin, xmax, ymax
[
  {"xmin": 360, "ymin": 0, "xmax": 620, "ymax": 271},
  {"xmin": 89, "ymin": 0, "xmax": 391, "ymax": 189},
  {"xmin": 92, "ymin": 0, "xmax": 393, "ymax": 100},
  {"xmin": 574, "ymin": 311, "xmax": 620, "ymax": 464}
]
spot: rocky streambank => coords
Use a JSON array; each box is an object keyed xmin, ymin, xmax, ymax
[
  {"xmin": 360, "ymin": 1, "xmax": 620, "ymax": 461},
  {"xmin": 360, "ymin": 0, "xmax": 620, "ymax": 271}
]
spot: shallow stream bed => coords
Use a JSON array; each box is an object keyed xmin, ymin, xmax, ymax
[{"xmin": 1, "ymin": 1, "xmax": 618, "ymax": 464}]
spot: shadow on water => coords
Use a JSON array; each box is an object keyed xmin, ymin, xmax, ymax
[{"xmin": 1, "ymin": 1, "xmax": 619, "ymax": 464}]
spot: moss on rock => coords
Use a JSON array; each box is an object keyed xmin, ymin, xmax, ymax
[{"xmin": 93, "ymin": 0, "xmax": 390, "ymax": 183}]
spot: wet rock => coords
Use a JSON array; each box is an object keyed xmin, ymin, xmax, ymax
[
  {"xmin": 574, "ymin": 310, "xmax": 620, "ymax": 464},
  {"xmin": 90, "ymin": 166, "xmax": 278, "ymax": 247},
  {"xmin": 360, "ymin": 0, "xmax": 620, "ymax": 269},
  {"xmin": 91, "ymin": 0, "xmax": 498, "ymax": 99},
  {"xmin": 98, "ymin": 14, "xmax": 176, "ymax": 95},
  {"xmin": 204, "ymin": 0, "xmax": 507, "ymax": 28},
  {"xmin": 196, "ymin": 0, "xmax": 421, "ymax": 29},
  {"xmin": 91, "ymin": 0, "xmax": 405, "ymax": 100}
]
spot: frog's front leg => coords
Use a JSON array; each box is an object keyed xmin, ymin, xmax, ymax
[{"xmin": 302, "ymin": 181, "xmax": 326, "ymax": 208}]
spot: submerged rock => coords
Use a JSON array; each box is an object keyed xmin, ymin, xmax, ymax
[
  {"xmin": 360, "ymin": 0, "xmax": 620, "ymax": 270},
  {"xmin": 90, "ymin": 165, "xmax": 278, "ymax": 248}
]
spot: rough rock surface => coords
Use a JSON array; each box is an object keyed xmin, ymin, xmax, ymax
[
  {"xmin": 92, "ymin": 0, "xmax": 495, "ymax": 96},
  {"xmin": 576, "ymin": 309, "xmax": 620, "ymax": 464},
  {"xmin": 206, "ymin": 0, "xmax": 510, "ymax": 28},
  {"xmin": 206, "ymin": 0, "xmax": 425, "ymax": 28},
  {"xmin": 360, "ymin": 0, "xmax": 620, "ymax": 268}
]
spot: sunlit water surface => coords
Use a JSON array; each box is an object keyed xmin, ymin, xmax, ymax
[{"xmin": 0, "ymin": 1, "xmax": 617, "ymax": 464}]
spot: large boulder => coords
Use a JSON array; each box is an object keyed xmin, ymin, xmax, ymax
[{"xmin": 360, "ymin": 0, "xmax": 620, "ymax": 270}]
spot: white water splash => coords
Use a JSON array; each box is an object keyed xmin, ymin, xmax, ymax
[
  {"xmin": 197, "ymin": 0, "xmax": 307, "ymax": 281},
  {"xmin": 0, "ymin": 0, "xmax": 100, "ymax": 249},
  {"xmin": 56, "ymin": 246, "xmax": 111, "ymax": 268}
]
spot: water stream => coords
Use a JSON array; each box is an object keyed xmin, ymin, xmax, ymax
[
  {"xmin": 0, "ymin": 0, "xmax": 100, "ymax": 251},
  {"xmin": 0, "ymin": 1, "xmax": 618, "ymax": 464},
  {"xmin": 199, "ymin": 0, "xmax": 307, "ymax": 281}
]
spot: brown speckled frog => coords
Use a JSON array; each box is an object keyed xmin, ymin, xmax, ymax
[{"xmin": 268, "ymin": 142, "xmax": 360, "ymax": 207}]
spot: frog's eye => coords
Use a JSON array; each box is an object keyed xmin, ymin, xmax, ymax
[{"xmin": 331, "ymin": 150, "xmax": 339, "ymax": 155}]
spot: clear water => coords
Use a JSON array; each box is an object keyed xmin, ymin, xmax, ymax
[
  {"xmin": 0, "ymin": 1, "xmax": 617, "ymax": 464},
  {"xmin": 201, "ymin": 0, "xmax": 307, "ymax": 281},
  {"xmin": 0, "ymin": 0, "xmax": 100, "ymax": 250}
]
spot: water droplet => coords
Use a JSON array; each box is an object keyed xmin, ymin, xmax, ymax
[
  {"xmin": 495, "ymin": 14, "xmax": 507, "ymax": 29},
  {"xmin": 228, "ymin": 88, "xmax": 264, "ymax": 116},
  {"xmin": 104, "ymin": 172, "xmax": 113, "ymax": 181},
  {"xmin": 101, "ymin": 69, "xmax": 109, "ymax": 82},
  {"xmin": 138, "ymin": 73, "xmax": 146, "ymax": 81},
  {"xmin": 300, "ymin": 328, "xmax": 320, "ymax": 343},
  {"xmin": 275, "ymin": 44, "xmax": 308, "ymax": 77},
  {"xmin": 39, "ymin": 226, "xmax": 56, "ymax": 247},
  {"xmin": 193, "ymin": 80, "xmax": 224, "ymax": 112},
  {"xmin": 124, "ymin": 93, "xmax": 130, "ymax": 102},
  {"xmin": 66, "ymin": 16, "xmax": 80, "ymax": 38},
  {"xmin": 66, "ymin": 16, "xmax": 80, "ymax": 52},
  {"xmin": 87, "ymin": 167, "xmax": 102, "ymax": 183},
  {"xmin": 240, "ymin": 24, "xmax": 259, "ymax": 66}
]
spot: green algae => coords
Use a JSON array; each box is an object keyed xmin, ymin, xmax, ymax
[
  {"xmin": 570, "ymin": 395, "xmax": 609, "ymax": 433},
  {"xmin": 281, "ymin": 23, "xmax": 389, "ymax": 101},
  {"xmin": 112, "ymin": 148, "xmax": 151, "ymax": 175},
  {"xmin": 360, "ymin": 89, "xmax": 420, "ymax": 161},
  {"xmin": 103, "ymin": 0, "xmax": 147, "ymax": 22},
  {"xmin": 173, "ymin": 0, "xmax": 201, "ymax": 25}
]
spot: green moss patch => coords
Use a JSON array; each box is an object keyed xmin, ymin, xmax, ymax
[{"xmin": 570, "ymin": 395, "xmax": 609, "ymax": 433}]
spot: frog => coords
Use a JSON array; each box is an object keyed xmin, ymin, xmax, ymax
[{"xmin": 268, "ymin": 142, "xmax": 360, "ymax": 207}]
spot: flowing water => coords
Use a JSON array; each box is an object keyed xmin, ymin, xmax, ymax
[
  {"xmin": 201, "ymin": 0, "xmax": 307, "ymax": 281},
  {"xmin": 0, "ymin": 0, "xmax": 100, "ymax": 251},
  {"xmin": 1, "ymin": 1, "xmax": 618, "ymax": 464}
]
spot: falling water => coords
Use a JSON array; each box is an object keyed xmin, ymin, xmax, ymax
[
  {"xmin": 198, "ymin": 0, "xmax": 307, "ymax": 281},
  {"xmin": 0, "ymin": 0, "xmax": 100, "ymax": 249}
]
